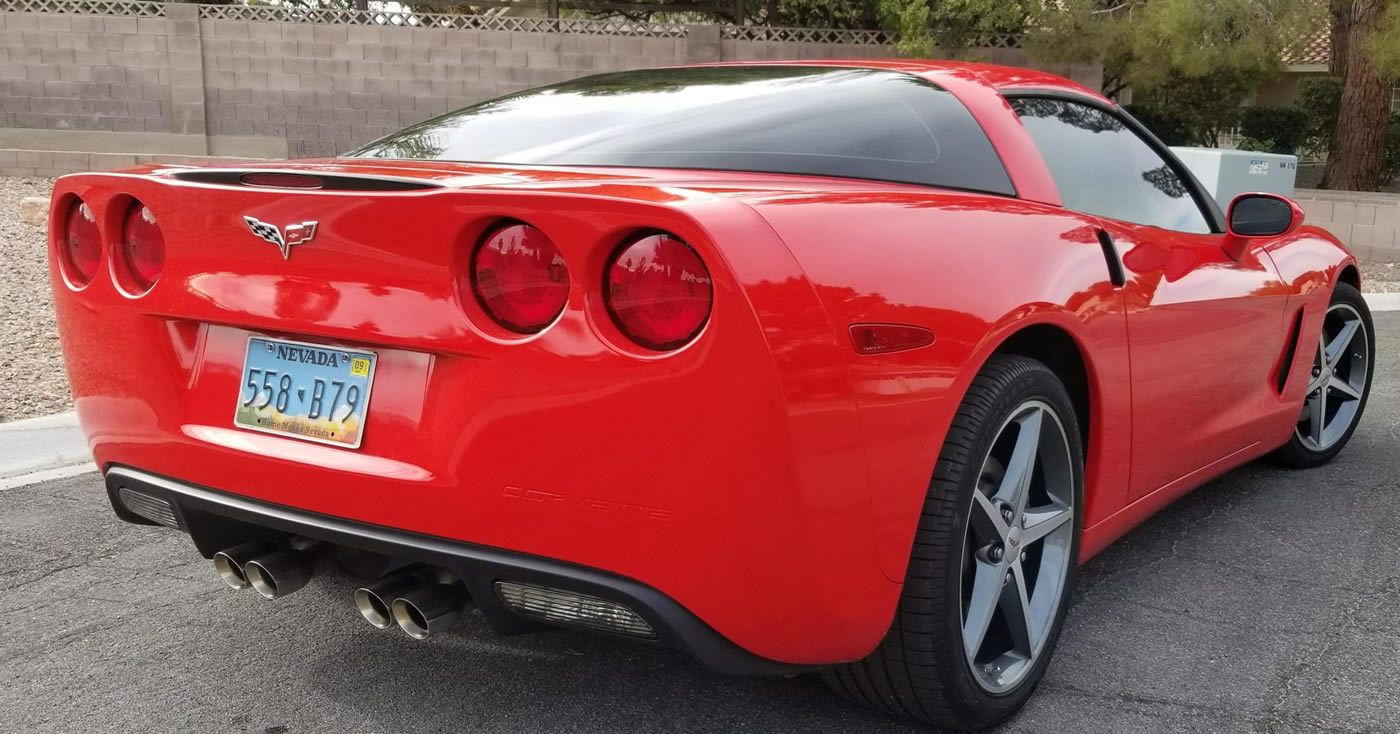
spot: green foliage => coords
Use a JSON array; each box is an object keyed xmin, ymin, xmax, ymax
[
  {"xmin": 878, "ymin": 0, "xmax": 933, "ymax": 56},
  {"xmin": 1133, "ymin": 70, "xmax": 1256, "ymax": 147},
  {"xmin": 1121, "ymin": 103, "xmax": 1190, "ymax": 146},
  {"xmin": 1237, "ymin": 105, "xmax": 1309, "ymax": 154},
  {"xmin": 1025, "ymin": 0, "xmax": 1321, "ymax": 143},
  {"xmin": 1295, "ymin": 75, "xmax": 1342, "ymax": 156},
  {"xmin": 1368, "ymin": 1, "xmax": 1400, "ymax": 78},
  {"xmin": 870, "ymin": 0, "xmax": 1027, "ymax": 57},
  {"xmin": 776, "ymin": 0, "xmax": 880, "ymax": 30},
  {"xmin": 1385, "ymin": 113, "xmax": 1400, "ymax": 188}
]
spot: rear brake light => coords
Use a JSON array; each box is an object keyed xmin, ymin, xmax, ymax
[
  {"xmin": 60, "ymin": 199, "xmax": 102, "ymax": 286},
  {"xmin": 120, "ymin": 202, "xmax": 165, "ymax": 292},
  {"xmin": 605, "ymin": 233, "xmax": 712, "ymax": 351},
  {"xmin": 470, "ymin": 223, "xmax": 569, "ymax": 333},
  {"xmin": 239, "ymin": 172, "xmax": 324, "ymax": 189}
]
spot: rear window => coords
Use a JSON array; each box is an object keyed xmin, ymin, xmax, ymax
[{"xmin": 348, "ymin": 66, "xmax": 1014, "ymax": 195}]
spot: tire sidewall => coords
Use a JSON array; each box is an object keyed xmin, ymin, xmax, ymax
[
  {"xmin": 935, "ymin": 361, "xmax": 1086, "ymax": 725},
  {"xmin": 1281, "ymin": 282, "xmax": 1375, "ymax": 466}
]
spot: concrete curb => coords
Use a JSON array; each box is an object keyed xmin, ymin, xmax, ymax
[
  {"xmin": 0, "ymin": 411, "xmax": 87, "ymax": 480},
  {"xmin": 1364, "ymin": 292, "xmax": 1400, "ymax": 312}
]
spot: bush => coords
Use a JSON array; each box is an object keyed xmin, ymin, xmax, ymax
[
  {"xmin": 1385, "ymin": 112, "xmax": 1400, "ymax": 187},
  {"xmin": 1122, "ymin": 104, "xmax": 1191, "ymax": 146},
  {"xmin": 1295, "ymin": 76, "xmax": 1342, "ymax": 157},
  {"xmin": 1237, "ymin": 106, "xmax": 1310, "ymax": 154}
]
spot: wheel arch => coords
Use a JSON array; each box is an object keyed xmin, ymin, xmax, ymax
[
  {"xmin": 989, "ymin": 323, "xmax": 1091, "ymax": 454},
  {"xmin": 947, "ymin": 308, "xmax": 1124, "ymax": 541},
  {"xmin": 1339, "ymin": 263, "xmax": 1360, "ymax": 291}
]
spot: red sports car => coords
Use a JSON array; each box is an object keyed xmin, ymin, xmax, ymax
[{"xmin": 49, "ymin": 61, "xmax": 1374, "ymax": 730}]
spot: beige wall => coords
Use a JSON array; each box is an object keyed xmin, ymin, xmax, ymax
[
  {"xmin": 1294, "ymin": 189, "xmax": 1400, "ymax": 262},
  {"xmin": 0, "ymin": 2, "xmax": 1101, "ymax": 166}
]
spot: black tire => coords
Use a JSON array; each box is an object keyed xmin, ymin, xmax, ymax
[
  {"xmin": 1271, "ymin": 281, "xmax": 1375, "ymax": 468},
  {"xmin": 822, "ymin": 354, "xmax": 1084, "ymax": 731}
]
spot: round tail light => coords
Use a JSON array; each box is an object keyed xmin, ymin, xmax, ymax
[
  {"xmin": 60, "ymin": 199, "xmax": 102, "ymax": 286},
  {"xmin": 471, "ymin": 222, "xmax": 569, "ymax": 333},
  {"xmin": 605, "ymin": 233, "xmax": 712, "ymax": 351},
  {"xmin": 120, "ymin": 202, "xmax": 165, "ymax": 292}
]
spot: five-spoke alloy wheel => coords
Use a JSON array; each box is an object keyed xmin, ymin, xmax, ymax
[
  {"xmin": 1275, "ymin": 282, "xmax": 1375, "ymax": 468},
  {"xmin": 962, "ymin": 400, "xmax": 1075, "ymax": 694},
  {"xmin": 824, "ymin": 354, "xmax": 1083, "ymax": 731}
]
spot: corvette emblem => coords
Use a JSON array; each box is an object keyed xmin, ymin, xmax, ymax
[{"xmin": 243, "ymin": 216, "xmax": 318, "ymax": 259}]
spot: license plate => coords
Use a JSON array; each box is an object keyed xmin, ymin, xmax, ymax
[{"xmin": 233, "ymin": 337, "xmax": 377, "ymax": 449}]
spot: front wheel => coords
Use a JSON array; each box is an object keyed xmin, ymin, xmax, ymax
[
  {"xmin": 823, "ymin": 354, "xmax": 1083, "ymax": 731},
  {"xmin": 1272, "ymin": 281, "xmax": 1375, "ymax": 468}
]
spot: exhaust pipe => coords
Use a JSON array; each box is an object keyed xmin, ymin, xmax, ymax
[
  {"xmin": 212, "ymin": 541, "xmax": 276, "ymax": 591},
  {"xmin": 353, "ymin": 572, "xmax": 422, "ymax": 629},
  {"xmin": 243, "ymin": 548, "xmax": 316, "ymax": 599},
  {"xmin": 391, "ymin": 582, "xmax": 470, "ymax": 639}
]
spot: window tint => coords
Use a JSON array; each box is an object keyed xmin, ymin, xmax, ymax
[
  {"xmin": 1008, "ymin": 97, "xmax": 1212, "ymax": 234},
  {"xmin": 349, "ymin": 67, "xmax": 1014, "ymax": 195}
]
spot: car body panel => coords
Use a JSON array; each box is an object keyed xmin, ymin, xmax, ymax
[{"xmin": 49, "ymin": 60, "xmax": 1359, "ymax": 667}]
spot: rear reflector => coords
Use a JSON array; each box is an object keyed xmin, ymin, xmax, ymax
[
  {"xmin": 494, "ymin": 580, "xmax": 655, "ymax": 638},
  {"xmin": 116, "ymin": 487, "xmax": 180, "ymax": 528},
  {"xmin": 849, "ymin": 323, "xmax": 935, "ymax": 355}
]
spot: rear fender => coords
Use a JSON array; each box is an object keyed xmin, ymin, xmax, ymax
[{"xmin": 745, "ymin": 191, "xmax": 1132, "ymax": 588}]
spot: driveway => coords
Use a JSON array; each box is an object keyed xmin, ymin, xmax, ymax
[{"xmin": 2, "ymin": 314, "xmax": 1397, "ymax": 734}]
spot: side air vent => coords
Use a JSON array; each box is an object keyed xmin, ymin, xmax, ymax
[
  {"xmin": 1275, "ymin": 308, "xmax": 1305, "ymax": 394},
  {"xmin": 169, "ymin": 169, "xmax": 441, "ymax": 191}
]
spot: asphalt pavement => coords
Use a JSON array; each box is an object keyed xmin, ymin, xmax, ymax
[{"xmin": 2, "ymin": 315, "xmax": 1398, "ymax": 734}]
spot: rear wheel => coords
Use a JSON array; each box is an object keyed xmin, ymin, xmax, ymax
[
  {"xmin": 1272, "ymin": 282, "xmax": 1374, "ymax": 468},
  {"xmin": 823, "ymin": 354, "xmax": 1083, "ymax": 730}
]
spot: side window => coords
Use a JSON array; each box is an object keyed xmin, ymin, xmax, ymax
[{"xmin": 1008, "ymin": 97, "xmax": 1212, "ymax": 234}]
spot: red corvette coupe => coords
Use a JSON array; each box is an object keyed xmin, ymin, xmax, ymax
[{"xmin": 50, "ymin": 61, "xmax": 1374, "ymax": 729}]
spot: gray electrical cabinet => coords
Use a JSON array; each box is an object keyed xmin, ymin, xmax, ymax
[{"xmin": 1169, "ymin": 147, "xmax": 1299, "ymax": 211}]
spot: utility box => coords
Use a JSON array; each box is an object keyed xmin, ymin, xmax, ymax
[{"xmin": 1169, "ymin": 147, "xmax": 1299, "ymax": 210}]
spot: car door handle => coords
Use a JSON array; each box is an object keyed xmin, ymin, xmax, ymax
[{"xmin": 1096, "ymin": 229, "xmax": 1126, "ymax": 287}]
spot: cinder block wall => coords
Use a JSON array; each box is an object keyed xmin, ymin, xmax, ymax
[
  {"xmin": 0, "ymin": 2, "xmax": 1102, "ymax": 165},
  {"xmin": 1293, "ymin": 189, "xmax": 1400, "ymax": 263}
]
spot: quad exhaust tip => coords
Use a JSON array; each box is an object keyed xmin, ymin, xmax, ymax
[
  {"xmin": 391, "ymin": 583, "xmax": 469, "ymax": 639},
  {"xmin": 244, "ymin": 549, "xmax": 315, "ymax": 599},
  {"xmin": 212, "ymin": 541, "xmax": 317, "ymax": 599},
  {"xmin": 353, "ymin": 572, "xmax": 421, "ymax": 630},
  {"xmin": 353, "ymin": 571, "xmax": 471, "ymax": 638},
  {"xmin": 212, "ymin": 541, "xmax": 275, "ymax": 591}
]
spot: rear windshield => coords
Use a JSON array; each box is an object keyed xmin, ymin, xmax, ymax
[{"xmin": 347, "ymin": 66, "xmax": 1014, "ymax": 195}]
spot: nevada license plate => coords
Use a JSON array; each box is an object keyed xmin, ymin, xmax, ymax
[{"xmin": 233, "ymin": 337, "xmax": 377, "ymax": 449}]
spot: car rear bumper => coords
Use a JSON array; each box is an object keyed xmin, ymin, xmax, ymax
[
  {"xmin": 106, "ymin": 464, "xmax": 812, "ymax": 676},
  {"xmin": 52, "ymin": 171, "xmax": 906, "ymax": 666}
]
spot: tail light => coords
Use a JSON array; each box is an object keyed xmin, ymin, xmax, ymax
[
  {"xmin": 605, "ymin": 233, "xmax": 712, "ymax": 351},
  {"xmin": 120, "ymin": 202, "xmax": 165, "ymax": 292},
  {"xmin": 471, "ymin": 222, "xmax": 570, "ymax": 333},
  {"xmin": 60, "ymin": 199, "xmax": 102, "ymax": 286}
]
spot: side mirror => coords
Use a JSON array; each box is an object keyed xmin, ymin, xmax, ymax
[{"xmin": 1223, "ymin": 193, "xmax": 1303, "ymax": 260}]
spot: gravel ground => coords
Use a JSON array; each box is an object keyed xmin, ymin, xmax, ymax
[
  {"xmin": 1361, "ymin": 260, "xmax": 1400, "ymax": 292},
  {"xmin": 1, "ymin": 177, "xmax": 65, "ymax": 422}
]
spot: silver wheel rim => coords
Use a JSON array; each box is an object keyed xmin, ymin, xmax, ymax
[
  {"xmin": 1296, "ymin": 303, "xmax": 1369, "ymax": 452},
  {"xmin": 960, "ymin": 400, "xmax": 1075, "ymax": 694}
]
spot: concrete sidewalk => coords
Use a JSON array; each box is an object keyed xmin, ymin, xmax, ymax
[{"xmin": 0, "ymin": 411, "xmax": 87, "ymax": 480}]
